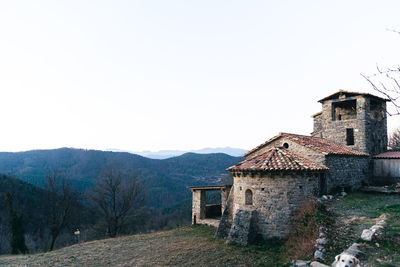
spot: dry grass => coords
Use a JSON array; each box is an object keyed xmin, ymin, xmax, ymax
[
  {"xmin": 0, "ymin": 225, "xmax": 284, "ymax": 266},
  {"xmin": 284, "ymin": 199, "xmax": 328, "ymax": 260}
]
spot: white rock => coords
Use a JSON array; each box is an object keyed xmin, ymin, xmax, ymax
[
  {"xmin": 361, "ymin": 225, "xmax": 383, "ymax": 241},
  {"xmin": 321, "ymin": 195, "xmax": 328, "ymax": 200},
  {"xmin": 344, "ymin": 243, "xmax": 362, "ymax": 256},
  {"xmin": 341, "ymin": 191, "xmax": 347, "ymax": 196},
  {"xmin": 316, "ymin": 238, "xmax": 327, "ymax": 245},
  {"xmin": 310, "ymin": 261, "xmax": 330, "ymax": 267},
  {"xmin": 371, "ymin": 225, "xmax": 383, "ymax": 231},
  {"xmin": 361, "ymin": 229, "xmax": 374, "ymax": 241},
  {"xmin": 314, "ymin": 250, "xmax": 323, "ymax": 260},
  {"xmin": 377, "ymin": 219, "xmax": 386, "ymax": 226},
  {"xmin": 291, "ymin": 260, "xmax": 310, "ymax": 267}
]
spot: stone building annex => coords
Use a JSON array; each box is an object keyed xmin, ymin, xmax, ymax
[{"xmin": 190, "ymin": 90, "xmax": 397, "ymax": 245}]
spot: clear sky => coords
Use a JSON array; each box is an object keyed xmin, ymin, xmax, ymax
[{"xmin": 0, "ymin": 1, "xmax": 399, "ymax": 152}]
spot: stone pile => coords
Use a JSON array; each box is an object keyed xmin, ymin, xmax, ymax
[
  {"xmin": 314, "ymin": 226, "xmax": 327, "ymax": 260},
  {"xmin": 361, "ymin": 213, "xmax": 388, "ymax": 242}
]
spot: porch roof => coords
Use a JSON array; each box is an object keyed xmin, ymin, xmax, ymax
[{"xmin": 189, "ymin": 185, "xmax": 230, "ymax": 191}]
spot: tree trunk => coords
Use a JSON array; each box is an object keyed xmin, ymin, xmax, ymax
[{"xmin": 49, "ymin": 230, "xmax": 59, "ymax": 251}]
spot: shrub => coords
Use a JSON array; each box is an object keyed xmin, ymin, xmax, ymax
[{"xmin": 284, "ymin": 199, "xmax": 327, "ymax": 260}]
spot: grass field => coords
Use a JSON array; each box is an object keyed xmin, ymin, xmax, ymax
[
  {"xmin": 324, "ymin": 192, "xmax": 400, "ymax": 266},
  {"xmin": 0, "ymin": 192, "xmax": 399, "ymax": 266},
  {"xmin": 0, "ymin": 225, "xmax": 285, "ymax": 266}
]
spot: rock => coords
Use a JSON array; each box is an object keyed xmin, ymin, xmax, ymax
[
  {"xmin": 344, "ymin": 243, "xmax": 362, "ymax": 256},
  {"xmin": 376, "ymin": 213, "xmax": 389, "ymax": 226},
  {"xmin": 316, "ymin": 238, "xmax": 327, "ymax": 245},
  {"xmin": 226, "ymin": 209, "xmax": 255, "ymax": 246},
  {"xmin": 361, "ymin": 225, "xmax": 383, "ymax": 241},
  {"xmin": 314, "ymin": 250, "xmax": 323, "ymax": 260},
  {"xmin": 341, "ymin": 191, "xmax": 347, "ymax": 196},
  {"xmin": 361, "ymin": 228, "xmax": 374, "ymax": 241},
  {"xmin": 310, "ymin": 261, "xmax": 330, "ymax": 267},
  {"xmin": 291, "ymin": 260, "xmax": 310, "ymax": 267},
  {"xmin": 321, "ymin": 195, "xmax": 328, "ymax": 200}
]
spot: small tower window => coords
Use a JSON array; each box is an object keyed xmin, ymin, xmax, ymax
[
  {"xmin": 332, "ymin": 100, "xmax": 356, "ymax": 121},
  {"xmin": 283, "ymin": 143, "xmax": 289, "ymax": 149},
  {"xmin": 245, "ymin": 189, "xmax": 253, "ymax": 205},
  {"xmin": 346, "ymin": 128, "xmax": 354, "ymax": 145}
]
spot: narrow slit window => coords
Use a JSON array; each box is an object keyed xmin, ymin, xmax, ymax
[
  {"xmin": 245, "ymin": 189, "xmax": 253, "ymax": 205},
  {"xmin": 346, "ymin": 128, "xmax": 354, "ymax": 146}
]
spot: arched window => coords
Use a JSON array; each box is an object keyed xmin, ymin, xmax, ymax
[{"xmin": 245, "ymin": 189, "xmax": 253, "ymax": 205}]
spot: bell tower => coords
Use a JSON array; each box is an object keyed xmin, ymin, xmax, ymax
[{"xmin": 311, "ymin": 90, "xmax": 388, "ymax": 155}]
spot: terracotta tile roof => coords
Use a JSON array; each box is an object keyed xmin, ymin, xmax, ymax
[
  {"xmin": 318, "ymin": 90, "xmax": 389, "ymax": 103},
  {"xmin": 228, "ymin": 147, "xmax": 328, "ymax": 172},
  {"xmin": 245, "ymin": 133, "xmax": 369, "ymax": 157},
  {"xmin": 374, "ymin": 151, "xmax": 400, "ymax": 159}
]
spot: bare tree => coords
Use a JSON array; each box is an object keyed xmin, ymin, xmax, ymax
[
  {"xmin": 90, "ymin": 167, "xmax": 145, "ymax": 238},
  {"xmin": 362, "ymin": 66, "xmax": 400, "ymax": 116},
  {"xmin": 362, "ymin": 30, "xmax": 400, "ymax": 116},
  {"xmin": 389, "ymin": 127, "xmax": 400, "ymax": 149},
  {"xmin": 45, "ymin": 171, "xmax": 79, "ymax": 251}
]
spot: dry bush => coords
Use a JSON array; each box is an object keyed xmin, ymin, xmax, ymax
[
  {"xmin": 284, "ymin": 199, "xmax": 322, "ymax": 260},
  {"xmin": 389, "ymin": 127, "xmax": 400, "ymax": 149}
]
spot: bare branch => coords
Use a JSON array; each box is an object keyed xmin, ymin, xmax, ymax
[{"xmin": 90, "ymin": 167, "xmax": 146, "ymax": 238}]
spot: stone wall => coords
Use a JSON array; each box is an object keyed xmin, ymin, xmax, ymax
[
  {"xmin": 215, "ymin": 186, "xmax": 235, "ymax": 239},
  {"xmin": 312, "ymin": 95, "xmax": 387, "ymax": 156},
  {"xmin": 324, "ymin": 155, "xmax": 370, "ymax": 191},
  {"xmin": 192, "ymin": 190, "xmax": 205, "ymax": 223},
  {"xmin": 231, "ymin": 172, "xmax": 320, "ymax": 239},
  {"xmin": 312, "ymin": 113, "xmax": 323, "ymax": 137},
  {"xmin": 221, "ymin": 186, "xmax": 231, "ymax": 212}
]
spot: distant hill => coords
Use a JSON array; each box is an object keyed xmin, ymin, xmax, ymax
[
  {"xmin": 0, "ymin": 148, "xmax": 241, "ymax": 208},
  {"xmin": 108, "ymin": 147, "xmax": 247, "ymax": 159}
]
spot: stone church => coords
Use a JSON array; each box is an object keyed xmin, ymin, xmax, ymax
[{"xmin": 190, "ymin": 90, "xmax": 395, "ymax": 245}]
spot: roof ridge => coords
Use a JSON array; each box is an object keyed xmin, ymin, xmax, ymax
[
  {"xmin": 229, "ymin": 146, "xmax": 328, "ymax": 172},
  {"xmin": 245, "ymin": 132, "xmax": 369, "ymax": 159}
]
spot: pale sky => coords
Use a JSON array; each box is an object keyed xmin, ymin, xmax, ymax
[{"xmin": 0, "ymin": 1, "xmax": 399, "ymax": 152}]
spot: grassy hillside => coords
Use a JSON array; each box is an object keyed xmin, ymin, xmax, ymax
[
  {"xmin": 1, "ymin": 192, "xmax": 399, "ymax": 266},
  {"xmin": 0, "ymin": 148, "xmax": 241, "ymax": 208},
  {"xmin": 0, "ymin": 226, "xmax": 283, "ymax": 266}
]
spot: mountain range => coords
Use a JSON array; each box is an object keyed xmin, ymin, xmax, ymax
[
  {"xmin": 107, "ymin": 147, "xmax": 247, "ymax": 159},
  {"xmin": 0, "ymin": 148, "xmax": 241, "ymax": 209}
]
